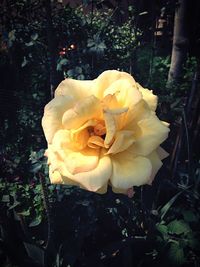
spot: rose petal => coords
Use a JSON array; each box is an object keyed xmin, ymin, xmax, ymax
[
  {"xmin": 157, "ymin": 146, "xmax": 169, "ymax": 160},
  {"xmin": 47, "ymin": 146, "xmax": 67, "ymax": 175},
  {"xmin": 93, "ymin": 70, "xmax": 135, "ymax": 99},
  {"xmin": 103, "ymin": 111, "xmax": 116, "ymax": 148},
  {"xmin": 59, "ymin": 147, "xmax": 100, "ymax": 175},
  {"xmin": 52, "ymin": 129, "xmax": 73, "ymax": 150},
  {"xmin": 88, "ymin": 136, "xmax": 105, "ymax": 149},
  {"xmin": 66, "ymin": 153, "xmax": 112, "ymax": 192},
  {"xmin": 124, "ymin": 100, "xmax": 151, "ymax": 128},
  {"xmin": 137, "ymin": 83, "xmax": 158, "ymax": 111},
  {"xmin": 111, "ymin": 186, "xmax": 127, "ymax": 194},
  {"xmin": 49, "ymin": 167, "xmax": 63, "ymax": 184},
  {"xmin": 104, "ymin": 105, "xmax": 129, "ymax": 131},
  {"xmin": 55, "ymin": 78, "xmax": 93, "ymax": 100},
  {"xmin": 96, "ymin": 184, "xmax": 108, "ymax": 194},
  {"xmin": 52, "ymin": 129, "xmax": 89, "ymax": 151},
  {"xmin": 103, "ymin": 79, "xmax": 141, "ymax": 108},
  {"xmin": 102, "ymin": 79, "xmax": 142, "ymax": 129},
  {"xmin": 110, "ymin": 150, "xmax": 152, "ymax": 189},
  {"xmin": 62, "ymin": 95, "xmax": 102, "ymax": 129},
  {"xmin": 71, "ymin": 119, "xmax": 97, "ymax": 133},
  {"xmin": 106, "ymin": 130, "xmax": 135, "ymax": 155},
  {"xmin": 50, "ymin": 131, "xmax": 100, "ymax": 175},
  {"xmin": 64, "ymin": 151, "xmax": 99, "ymax": 175},
  {"xmin": 129, "ymin": 114, "xmax": 170, "ymax": 156},
  {"xmin": 105, "ymin": 107, "xmax": 129, "ymax": 115},
  {"xmin": 101, "ymin": 94, "xmax": 120, "ymax": 110},
  {"xmin": 71, "ymin": 129, "xmax": 90, "ymax": 150},
  {"xmin": 49, "ymin": 165, "xmax": 80, "ymax": 187},
  {"xmin": 146, "ymin": 150, "xmax": 163, "ymax": 185},
  {"xmin": 42, "ymin": 95, "xmax": 75, "ymax": 143}
]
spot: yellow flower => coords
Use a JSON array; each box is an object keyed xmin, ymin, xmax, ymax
[{"xmin": 42, "ymin": 70, "xmax": 169, "ymax": 194}]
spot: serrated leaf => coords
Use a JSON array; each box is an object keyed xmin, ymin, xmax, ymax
[{"xmin": 167, "ymin": 220, "xmax": 191, "ymax": 235}]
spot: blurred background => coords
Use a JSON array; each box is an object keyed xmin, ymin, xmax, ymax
[{"xmin": 0, "ymin": 1, "xmax": 200, "ymax": 267}]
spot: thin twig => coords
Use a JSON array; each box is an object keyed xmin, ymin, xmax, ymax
[
  {"xmin": 38, "ymin": 172, "xmax": 53, "ymax": 250},
  {"xmin": 182, "ymin": 109, "xmax": 191, "ymax": 179}
]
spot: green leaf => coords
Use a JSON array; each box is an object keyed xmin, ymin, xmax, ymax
[
  {"xmin": 8, "ymin": 30, "xmax": 16, "ymax": 41},
  {"xmin": 30, "ymin": 163, "xmax": 42, "ymax": 173},
  {"xmin": 9, "ymin": 200, "xmax": 20, "ymax": 210},
  {"xmin": 59, "ymin": 58, "xmax": 68, "ymax": 66},
  {"xmin": 98, "ymin": 42, "xmax": 106, "ymax": 50},
  {"xmin": 29, "ymin": 217, "xmax": 42, "ymax": 227},
  {"xmin": 67, "ymin": 69, "xmax": 75, "ymax": 77},
  {"xmin": 77, "ymin": 74, "xmax": 85, "ymax": 80},
  {"xmin": 18, "ymin": 209, "xmax": 30, "ymax": 216},
  {"xmin": 21, "ymin": 56, "xmax": 27, "ymax": 67},
  {"xmin": 167, "ymin": 220, "xmax": 191, "ymax": 235},
  {"xmin": 160, "ymin": 191, "xmax": 183, "ymax": 220},
  {"xmin": 168, "ymin": 243, "xmax": 185, "ymax": 265},
  {"xmin": 156, "ymin": 223, "xmax": 168, "ymax": 234},
  {"xmin": 25, "ymin": 41, "xmax": 34, "ymax": 47},
  {"xmin": 139, "ymin": 11, "xmax": 148, "ymax": 16},
  {"xmin": 56, "ymin": 58, "xmax": 68, "ymax": 71},
  {"xmin": 75, "ymin": 66, "xmax": 82, "ymax": 74},
  {"xmin": 87, "ymin": 39, "xmax": 94, "ymax": 47},
  {"xmin": 31, "ymin": 33, "xmax": 38, "ymax": 40},
  {"xmin": 2, "ymin": 195, "xmax": 10, "ymax": 202}
]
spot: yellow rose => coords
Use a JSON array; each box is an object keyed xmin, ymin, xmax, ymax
[{"xmin": 42, "ymin": 70, "xmax": 169, "ymax": 194}]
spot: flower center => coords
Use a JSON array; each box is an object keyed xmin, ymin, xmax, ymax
[
  {"xmin": 87, "ymin": 121, "xmax": 107, "ymax": 149},
  {"xmin": 87, "ymin": 121, "xmax": 106, "ymax": 138},
  {"xmin": 93, "ymin": 122, "xmax": 106, "ymax": 136}
]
